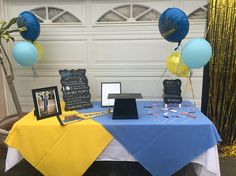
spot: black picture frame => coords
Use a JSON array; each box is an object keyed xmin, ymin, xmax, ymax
[
  {"xmin": 101, "ymin": 82, "xmax": 121, "ymax": 107},
  {"xmin": 32, "ymin": 86, "xmax": 62, "ymax": 120}
]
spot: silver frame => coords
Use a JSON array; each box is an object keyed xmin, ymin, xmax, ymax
[{"xmin": 101, "ymin": 82, "xmax": 121, "ymax": 107}]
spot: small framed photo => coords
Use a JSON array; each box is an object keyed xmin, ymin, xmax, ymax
[
  {"xmin": 101, "ymin": 82, "xmax": 121, "ymax": 107},
  {"xmin": 32, "ymin": 86, "xmax": 62, "ymax": 120}
]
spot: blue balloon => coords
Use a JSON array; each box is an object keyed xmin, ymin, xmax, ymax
[
  {"xmin": 12, "ymin": 42, "xmax": 38, "ymax": 67},
  {"xmin": 17, "ymin": 11, "xmax": 40, "ymax": 42},
  {"xmin": 158, "ymin": 8, "xmax": 189, "ymax": 43},
  {"xmin": 181, "ymin": 38, "xmax": 212, "ymax": 69}
]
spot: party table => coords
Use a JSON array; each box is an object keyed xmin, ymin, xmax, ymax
[{"xmin": 5, "ymin": 101, "xmax": 221, "ymax": 176}]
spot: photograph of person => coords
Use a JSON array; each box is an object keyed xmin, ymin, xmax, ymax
[
  {"xmin": 32, "ymin": 86, "xmax": 61, "ymax": 120},
  {"xmin": 36, "ymin": 90, "xmax": 58, "ymax": 117}
]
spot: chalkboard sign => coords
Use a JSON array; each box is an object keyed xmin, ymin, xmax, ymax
[
  {"xmin": 59, "ymin": 69, "xmax": 93, "ymax": 111},
  {"xmin": 163, "ymin": 79, "xmax": 182, "ymax": 104}
]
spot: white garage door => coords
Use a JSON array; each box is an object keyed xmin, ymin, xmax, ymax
[{"xmin": 2, "ymin": 0, "xmax": 208, "ymax": 113}]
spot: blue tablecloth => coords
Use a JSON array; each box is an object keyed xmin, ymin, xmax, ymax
[{"xmin": 78, "ymin": 101, "xmax": 221, "ymax": 176}]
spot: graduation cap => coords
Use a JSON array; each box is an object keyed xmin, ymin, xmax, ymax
[{"xmin": 108, "ymin": 93, "xmax": 143, "ymax": 119}]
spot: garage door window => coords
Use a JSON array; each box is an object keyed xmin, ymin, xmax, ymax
[
  {"xmin": 31, "ymin": 6, "xmax": 81, "ymax": 24},
  {"xmin": 97, "ymin": 4, "xmax": 161, "ymax": 23}
]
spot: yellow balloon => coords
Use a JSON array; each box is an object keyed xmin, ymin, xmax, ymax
[
  {"xmin": 33, "ymin": 41, "xmax": 43, "ymax": 61},
  {"xmin": 166, "ymin": 51, "xmax": 190, "ymax": 77}
]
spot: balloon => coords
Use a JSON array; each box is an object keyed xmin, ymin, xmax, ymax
[
  {"xmin": 33, "ymin": 41, "xmax": 43, "ymax": 61},
  {"xmin": 158, "ymin": 8, "xmax": 189, "ymax": 43},
  {"xmin": 17, "ymin": 11, "xmax": 40, "ymax": 42},
  {"xmin": 181, "ymin": 38, "xmax": 212, "ymax": 69},
  {"xmin": 12, "ymin": 41, "xmax": 38, "ymax": 67},
  {"xmin": 166, "ymin": 51, "xmax": 190, "ymax": 77}
]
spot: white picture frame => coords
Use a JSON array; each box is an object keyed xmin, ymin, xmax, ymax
[{"xmin": 101, "ymin": 82, "xmax": 121, "ymax": 107}]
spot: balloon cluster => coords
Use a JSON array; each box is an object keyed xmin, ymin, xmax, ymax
[
  {"xmin": 12, "ymin": 11, "xmax": 42, "ymax": 67},
  {"xmin": 158, "ymin": 8, "xmax": 212, "ymax": 77}
]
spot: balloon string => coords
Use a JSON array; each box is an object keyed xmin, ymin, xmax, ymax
[
  {"xmin": 176, "ymin": 56, "xmax": 183, "ymax": 76},
  {"xmin": 183, "ymin": 77, "xmax": 190, "ymax": 95},
  {"xmin": 189, "ymin": 71, "xmax": 196, "ymax": 107},
  {"xmin": 174, "ymin": 41, "xmax": 181, "ymax": 51},
  {"xmin": 159, "ymin": 67, "xmax": 167, "ymax": 80},
  {"xmin": 204, "ymin": 21, "xmax": 211, "ymax": 39},
  {"xmin": 32, "ymin": 66, "xmax": 38, "ymax": 78},
  {"xmin": 175, "ymin": 51, "xmax": 185, "ymax": 77}
]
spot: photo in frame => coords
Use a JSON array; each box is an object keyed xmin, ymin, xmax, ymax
[
  {"xmin": 58, "ymin": 113, "xmax": 85, "ymax": 126},
  {"xmin": 32, "ymin": 86, "xmax": 62, "ymax": 120},
  {"xmin": 101, "ymin": 82, "xmax": 121, "ymax": 107}
]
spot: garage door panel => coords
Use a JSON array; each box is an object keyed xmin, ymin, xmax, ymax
[
  {"xmin": 39, "ymin": 40, "xmax": 88, "ymax": 64},
  {"xmin": 92, "ymin": 39, "xmax": 172, "ymax": 65}
]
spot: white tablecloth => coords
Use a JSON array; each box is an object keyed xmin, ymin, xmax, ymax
[{"xmin": 5, "ymin": 139, "xmax": 220, "ymax": 176}]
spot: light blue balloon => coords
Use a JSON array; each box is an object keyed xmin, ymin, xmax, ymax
[
  {"xmin": 12, "ymin": 41, "xmax": 38, "ymax": 67},
  {"xmin": 181, "ymin": 38, "xmax": 212, "ymax": 69}
]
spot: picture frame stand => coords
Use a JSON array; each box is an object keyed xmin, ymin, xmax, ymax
[
  {"xmin": 108, "ymin": 105, "xmax": 112, "ymax": 115},
  {"xmin": 56, "ymin": 115, "xmax": 65, "ymax": 126}
]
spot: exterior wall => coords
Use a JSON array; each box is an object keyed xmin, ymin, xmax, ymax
[
  {"xmin": 2, "ymin": 0, "xmax": 207, "ymax": 112},
  {"xmin": 0, "ymin": 0, "xmax": 7, "ymax": 119},
  {"xmin": 0, "ymin": 69, "xmax": 6, "ymax": 119}
]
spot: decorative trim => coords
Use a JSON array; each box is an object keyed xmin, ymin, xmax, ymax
[
  {"xmin": 97, "ymin": 4, "xmax": 161, "ymax": 23},
  {"xmin": 188, "ymin": 4, "xmax": 208, "ymax": 20},
  {"xmin": 30, "ymin": 6, "xmax": 81, "ymax": 24}
]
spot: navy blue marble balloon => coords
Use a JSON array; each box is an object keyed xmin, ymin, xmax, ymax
[
  {"xmin": 17, "ymin": 11, "xmax": 40, "ymax": 42},
  {"xmin": 158, "ymin": 8, "xmax": 189, "ymax": 43}
]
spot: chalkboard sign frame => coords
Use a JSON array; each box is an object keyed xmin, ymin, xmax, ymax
[
  {"xmin": 59, "ymin": 69, "xmax": 93, "ymax": 111},
  {"xmin": 163, "ymin": 79, "xmax": 182, "ymax": 105}
]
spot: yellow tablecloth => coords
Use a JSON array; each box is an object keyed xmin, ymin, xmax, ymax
[{"xmin": 5, "ymin": 107, "xmax": 113, "ymax": 176}]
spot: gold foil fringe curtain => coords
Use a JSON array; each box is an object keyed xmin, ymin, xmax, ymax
[
  {"xmin": 219, "ymin": 142, "xmax": 236, "ymax": 158},
  {"xmin": 207, "ymin": 0, "xmax": 236, "ymax": 147}
]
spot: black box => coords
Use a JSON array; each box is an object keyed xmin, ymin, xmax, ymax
[{"xmin": 108, "ymin": 93, "xmax": 142, "ymax": 119}]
